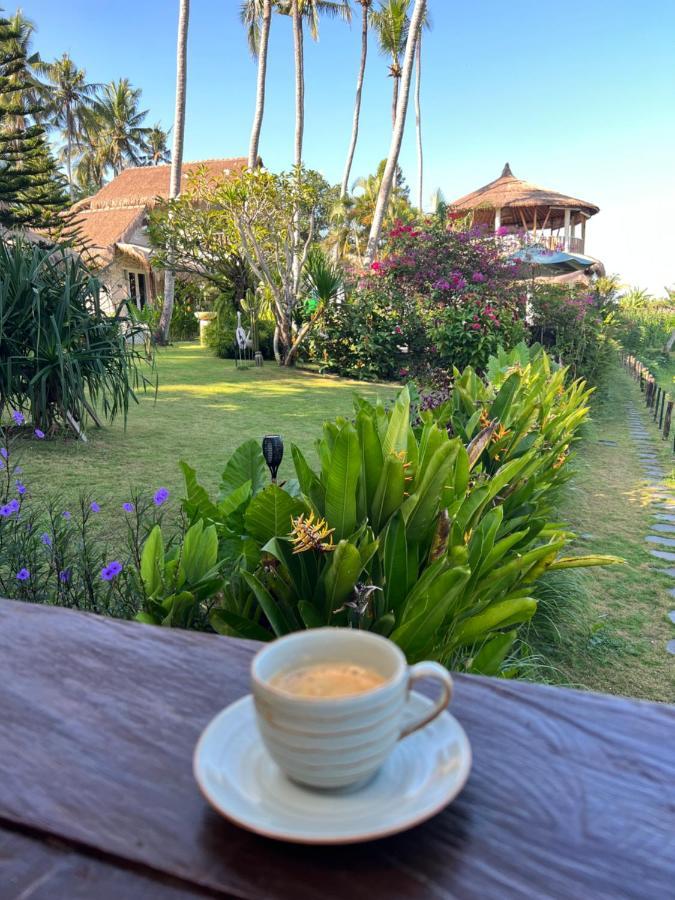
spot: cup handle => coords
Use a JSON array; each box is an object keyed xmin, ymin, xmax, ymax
[{"xmin": 399, "ymin": 661, "xmax": 453, "ymax": 739}]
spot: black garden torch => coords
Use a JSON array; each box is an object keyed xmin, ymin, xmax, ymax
[{"xmin": 262, "ymin": 434, "xmax": 284, "ymax": 483}]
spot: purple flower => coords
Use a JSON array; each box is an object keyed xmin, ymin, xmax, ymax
[
  {"xmin": 432, "ymin": 278, "xmax": 451, "ymax": 291},
  {"xmin": 41, "ymin": 532, "xmax": 52, "ymax": 547},
  {"xmin": 0, "ymin": 448, "xmax": 8, "ymax": 459},
  {"xmin": 62, "ymin": 510, "xmax": 71, "ymax": 521},
  {"xmin": 16, "ymin": 481, "xmax": 26, "ymax": 495},
  {"xmin": 59, "ymin": 568, "xmax": 71, "ymax": 583},
  {"xmin": 122, "ymin": 501, "xmax": 135, "ymax": 513},
  {"xmin": 0, "ymin": 505, "xmax": 11, "ymax": 517},
  {"xmin": 15, "ymin": 568, "xmax": 30, "ymax": 581},
  {"xmin": 101, "ymin": 560, "xmax": 123, "ymax": 582},
  {"xmin": 11, "ymin": 410, "xmax": 25, "ymax": 426},
  {"xmin": 7, "ymin": 498, "xmax": 20, "ymax": 513},
  {"xmin": 153, "ymin": 487, "xmax": 169, "ymax": 507},
  {"xmin": 34, "ymin": 428, "xmax": 45, "ymax": 439},
  {"xmin": 472, "ymin": 272, "xmax": 487, "ymax": 283},
  {"xmin": 90, "ymin": 501, "xmax": 101, "ymax": 513}
]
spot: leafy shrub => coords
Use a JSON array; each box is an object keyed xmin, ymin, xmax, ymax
[
  {"xmin": 314, "ymin": 220, "xmax": 526, "ymax": 379},
  {"xmin": 1, "ymin": 348, "xmax": 619, "ymax": 676},
  {"xmin": 0, "ymin": 240, "xmax": 149, "ymax": 432},
  {"xmin": 613, "ymin": 303, "xmax": 675, "ymax": 357},
  {"xmin": 528, "ymin": 283, "xmax": 614, "ymax": 381}
]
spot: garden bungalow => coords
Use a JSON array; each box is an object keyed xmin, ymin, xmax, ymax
[
  {"xmin": 72, "ymin": 157, "xmax": 247, "ymax": 311},
  {"xmin": 450, "ymin": 164, "xmax": 603, "ymax": 279}
]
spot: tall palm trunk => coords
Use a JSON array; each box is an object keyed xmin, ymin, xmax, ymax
[
  {"xmin": 391, "ymin": 68, "xmax": 399, "ymax": 129},
  {"xmin": 158, "ymin": 0, "xmax": 190, "ymax": 345},
  {"xmin": 247, "ymin": 0, "xmax": 272, "ymax": 169},
  {"xmin": 340, "ymin": 0, "xmax": 369, "ymax": 198},
  {"xmin": 415, "ymin": 32, "xmax": 422, "ymax": 211},
  {"xmin": 292, "ymin": 0, "xmax": 304, "ymax": 169},
  {"xmin": 364, "ymin": 0, "xmax": 426, "ymax": 266},
  {"xmin": 66, "ymin": 111, "xmax": 73, "ymax": 199}
]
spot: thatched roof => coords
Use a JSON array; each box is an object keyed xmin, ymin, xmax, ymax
[
  {"xmin": 80, "ymin": 158, "xmax": 247, "ymax": 211},
  {"xmin": 451, "ymin": 163, "xmax": 599, "ymax": 229},
  {"xmin": 71, "ymin": 157, "xmax": 247, "ymax": 264}
]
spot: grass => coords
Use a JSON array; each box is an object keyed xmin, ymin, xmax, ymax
[
  {"xmin": 14, "ymin": 343, "xmax": 398, "ymax": 529},
  {"xmin": 528, "ymin": 363, "xmax": 675, "ymax": 702}
]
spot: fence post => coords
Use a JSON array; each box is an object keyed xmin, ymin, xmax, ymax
[{"xmin": 665, "ymin": 400, "xmax": 674, "ymax": 439}]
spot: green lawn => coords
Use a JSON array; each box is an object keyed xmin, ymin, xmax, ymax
[
  {"xmin": 16, "ymin": 343, "xmax": 398, "ymax": 523},
  {"xmin": 529, "ymin": 365, "xmax": 675, "ymax": 702}
]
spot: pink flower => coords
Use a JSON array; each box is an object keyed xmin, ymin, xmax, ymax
[
  {"xmin": 470, "ymin": 323, "xmax": 481, "ymax": 331},
  {"xmin": 472, "ymin": 272, "xmax": 487, "ymax": 283},
  {"xmin": 399, "ymin": 368, "xmax": 409, "ymax": 377},
  {"xmin": 394, "ymin": 325, "xmax": 402, "ymax": 334},
  {"xmin": 370, "ymin": 261, "xmax": 382, "ymax": 272},
  {"xmin": 496, "ymin": 226, "xmax": 509, "ymax": 236},
  {"xmin": 432, "ymin": 278, "xmax": 451, "ymax": 291}
]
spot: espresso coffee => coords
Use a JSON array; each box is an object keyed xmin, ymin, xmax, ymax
[{"xmin": 270, "ymin": 662, "xmax": 386, "ymax": 698}]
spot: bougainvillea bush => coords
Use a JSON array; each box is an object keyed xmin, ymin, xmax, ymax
[
  {"xmin": 528, "ymin": 283, "xmax": 614, "ymax": 381},
  {"xmin": 315, "ymin": 218, "xmax": 527, "ymax": 380}
]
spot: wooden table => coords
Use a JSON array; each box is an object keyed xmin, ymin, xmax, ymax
[{"xmin": 0, "ymin": 599, "xmax": 673, "ymax": 899}]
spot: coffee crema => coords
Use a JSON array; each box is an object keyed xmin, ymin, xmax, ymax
[{"xmin": 270, "ymin": 662, "xmax": 386, "ymax": 698}]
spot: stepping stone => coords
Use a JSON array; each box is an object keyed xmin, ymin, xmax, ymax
[
  {"xmin": 653, "ymin": 514, "xmax": 675, "ymax": 523},
  {"xmin": 652, "ymin": 566, "xmax": 675, "ymax": 577},
  {"xmin": 667, "ymin": 610, "xmax": 675, "ymax": 623},
  {"xmin": 597, "ymin": 439, "xmax": 618, "ymax": 446},
  {"xmin": 651, "ymin": 523, "xmax": 675, "ymax": 533},
  {"xmin": 649, "ymin": 550, "xmax": 675, "ymax": 562},
  {"xmin": 646, "ymin": 535, "xmax": 675, "ymax": 547},
  {"xmin": 667, "ymin": 640, "xmax": 675, "ymax": 655}
]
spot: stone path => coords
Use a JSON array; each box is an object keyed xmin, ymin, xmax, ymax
[{"xmin": 626, "ymin": 404, "xmax": 675, "ymax": 655}]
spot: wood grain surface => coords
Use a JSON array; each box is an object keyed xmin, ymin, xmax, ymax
[{"xmin": 0, "ymin": 598, "xmax": 674, "ymax": 899}]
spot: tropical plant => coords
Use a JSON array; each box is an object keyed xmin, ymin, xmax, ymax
[
  {"xmin": 168, "ymin": 347, "xmax": 618, "ymax": 672},
  {"xmin": 0, "ymin": 240, "xmax": 150, "ymax": 434},
  {"xmin": 143, "ymin": 122, "xmax": 171, "ymax": 165},
  {"xmin": 364, "ymin": 0, "xmax": 426, "ymax": 264},
  {"xmin": 85, "ymin": 79, "xmax": 150, "ymax": 175},
  {"xmin": 370, "ymin": 0, "xmax": 409, "ymax": 127},
  {"xmin": 36, "ymin": 53, "xmax": 99, "ymax": 196},
  {"xmin": 242, "ymin": 0, "xmax": 273, "ymax": 169},
  {"xmin": 157, "ymin": 0, "xmax": 190, "ymax": 345}
]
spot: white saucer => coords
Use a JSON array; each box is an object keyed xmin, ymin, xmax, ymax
[{"xmin": 193, "ymin": 692, "xmax": 472, "ymax": 845}]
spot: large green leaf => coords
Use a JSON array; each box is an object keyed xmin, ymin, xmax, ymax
[
  {"xmin": 370, "ymin": 453, "xmax": 405, "ymax": 533},
  {"xmin": 210, "ymin": 608, "xmax": 273, "ymax": 642},
  {"xmin": 291, "ymin": 444, "xmax": 325, "ymax": 512},
  {"xmin": 323, "ymin": 540, "xmax": 363, "ymax": 619},
  {"xmin": 220, "ymin": 439, "xmax": 268, "ymax": 498},
  {"xmin": 454, "ymin": 597, "xmax": 537, "ymax": 645},
  {"xmin": 241, "ymin": 571, "xmax": 290, "ymax": 636},
  {"xmin": 180, "ymin": 521, "xmax": 218, "ymax": 584},
  {"xmin": 381, "ymin": 510, "xmax": 411, "ymax": 616},
  {"xmin": 245, "ymin": 485, "xmax": 306, "ymax": 544},
  {"xmin": 382, "ymin": 386, "xmax": 410, "ymax": 456},
  {"xmin": 140, "ymin": 524, "xmax": 164, "ymax": 598},
  {"xmin": 324, "ymin": 422, "xmax": 360, "ymax": 540}
]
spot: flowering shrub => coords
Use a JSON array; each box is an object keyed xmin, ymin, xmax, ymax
[
  {"xmin": 528, "ymin": 283, "xmax": 614, "ymax": 381},
  {"xmin": 314, "ymin": 218, "xmax": 526, "ymax": 379}
]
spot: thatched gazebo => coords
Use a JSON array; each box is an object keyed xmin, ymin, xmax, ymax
[{"xmin": 450, "ymin": 163, "xmax": 599, "ymax": 256}]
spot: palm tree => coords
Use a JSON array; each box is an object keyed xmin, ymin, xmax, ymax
[
  {"xmin": 143, "ymin": 123, "xmax": 172, "ymax": 165},
  {"xmin": 89, "ymin": 79, "xmax": 150, "ymax": 175},
  {"xmin": 340, "ymin": 0, "xmax": 371, "ymax": 198},
  {"xmin": 370, "ymin": 0, "xmax": 409, "ymax": 129},
  {"xmin": 242, "ymin": 0, "xmax": 273, "ymax": 169},
  {"xmin": 364, "ymin": 0, "xmax": 426, "ymax": 265},
  {"xmin": 158, "ymin": 0, "xmax": 190, "ymax": 345},
  {"xmin": 37, "ymin": 54, "xmax": 99, "ymax": 197},
  {"xmin": 276, "ymin": 0, "xmax": 351, "ymax": 166}
]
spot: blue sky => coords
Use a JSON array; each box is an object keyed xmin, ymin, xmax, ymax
[{"xmin": 20, "ymin": 0, "xmax": 675, "ymax": 293}]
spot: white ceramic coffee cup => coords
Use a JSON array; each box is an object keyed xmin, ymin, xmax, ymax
[{"xmin": 251, "ymin": 628, "xmax": 453, "ymax": 790}]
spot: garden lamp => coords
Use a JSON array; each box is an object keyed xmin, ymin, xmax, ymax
[{"xmin": 262, "ymin": 434, "xmax": 284, "ymax": 483}]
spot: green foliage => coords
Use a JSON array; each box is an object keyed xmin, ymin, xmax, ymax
[
  {"xmin": 0, "ymin": 240, "xmax": 150, "ymax": 432},
  {"xmin": 613, "ymin": 302, "xmax": 675, "ymax": 358},
  {"xmin": 0, "ymin": 14, "xmax": 71, "ymax": 230},
  {"xmin": 160, "ymin": 346, "xmax": 619, "ymax": 673},
  {"xmin": 528, "ymin": 283, "xmax": 614, "ymax": 382}
]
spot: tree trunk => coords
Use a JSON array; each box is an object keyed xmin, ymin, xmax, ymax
[
  {"xmin": 292, "ymin": 0, "xmax": 304, "ymax": 169},
  {"xmin": 157, "ymin": 0, "xmax": 190, "ymax": 346},
  {"xmin": 247, "ymin": 0, "xmax": 272, "ymax": 170},
  {"xmin": 290, "ymin": 0, "xmax": 304, "ymax": 320},
  {"xmin": 340, "ymin": 1, "xmax": 368, "ymax": 198},
  {"xmin": 415, "ymin": 33, "xmax": 423, "ymax": 211},
  {"xmin": 391, "ymin": 73, "xmax": 399, "ymax": 130},
  {"xmin": 364, "ymin": 0, "xmax": 426, "ymax": 267}
]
